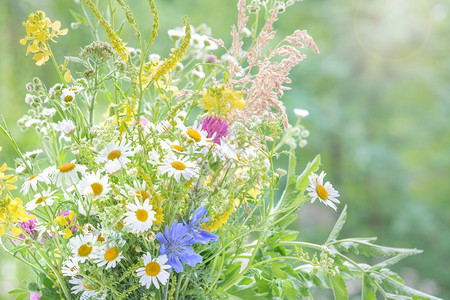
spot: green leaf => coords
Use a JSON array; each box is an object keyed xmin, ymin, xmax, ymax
[
  {"xmin": 218, "ymin": 262, "xmax": 242, "ymax": 289},
  {"xmin": 15, "ymin": 294, "xmax": 29, "ymax": 300},
  {"xmin": 362, "ymin": 274, "xmax": 377, "ymax": 300},
  {"xmin": 326, "ymin": 205, "xmax": 347, "ymax": 243},
  {"xmin": 70, "ymin": 10, "xmax": 88, "ymax": 25},
  {"xmin": 329, "ymin": 273, "xmax": 348, "ymax": 300},
  {"xmin": 8, "ymin": 289, "xmax": 27, "ymax": 294},
  {"xmin": 370, "ymin": 251, "xmax": 423, "ymax": 271},
  {"xmin": 331, "ymin": 238, "xmax": 422, "ymax": 258},
  {"xmin": 368, "ymin": 271, "xmax": 441, "ymax": 300},
  {"xmin": 282, "ymin": 279, "xmax": 299, "ymax": 299}
]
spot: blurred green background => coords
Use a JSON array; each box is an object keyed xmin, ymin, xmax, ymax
[{"xmin": 1, "ymin": 0, "xmax": 449, "ymax": 299}]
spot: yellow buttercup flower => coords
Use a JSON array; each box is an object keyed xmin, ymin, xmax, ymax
[
  {"xmin": 199, "ymin": 85, "xmax": 245, "ymax": 116},
  {"xmin": 20, "ymin": 11, "xmax": 68, "ymax": 66}
]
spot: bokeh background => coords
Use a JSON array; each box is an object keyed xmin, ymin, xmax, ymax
[{"xmin": 1, "ymin": 0, "xmax": 449, "ymax": 299}]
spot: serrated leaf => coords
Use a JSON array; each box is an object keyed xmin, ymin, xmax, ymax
[
  {"xmin": 329, "ymin": 273, "xmax": 348, "ymax": 300},
  {"xmin": 331, "ymin": 238, "xmax": 422, "ymax": 258},
  {"xmin": 369, "ymin": 271, "xmax": 441, "ymax": 300},
  {"xmin": 282, "ymin": 279, "xmax": 299, "ymax": 299},
  {"xmin": 370, "ymin": 251, "xmax": 423, "ymax": 271},
  {"xmin": 362, "ymin": 274, "xmax": 377, "ymax": 300},
  {"xmin": 326, "ymin": 205, "xmax": 347, "ymax": 243}
]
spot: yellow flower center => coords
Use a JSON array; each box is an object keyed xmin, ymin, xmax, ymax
[
  {"xmin": 97, "ymin": 234, "xmax": 105, "ymax": 243},
  {"xmin": 83, "ymin": 283, "xmax": 94, "ymax": 290},
  {"xmin": 171, "ymin": 161, "xmax": 186, "ymax": 171},
  {"xmin": 170, "ymin": 145, "xmax": 184, "ymax": 152},
  {"xmin": 316, "ymin": 185, "xmax": 329, "ymax": 200},
  {"xmin": 64, "ymin": 95, "xmax": 74, "ymax": 103},
  {"xmin": 107, "ymin": 150, "xmax": 122, "ymax": 161},
  {"xmin": 90, "ymin": 183, "xmax": 103, "ymax": 196},
  {"xmin": 136, "ymin": 209, "xmax": 149, "ymax": 222},
  {"xmin": 145, "ymin": 262, "xmax": 161, "ymax": 276},
  {"xmin": 58, "ymin": 162, "xmax": 76, "ymax": 173},
  {"xmin": 35, "ymin": 196, "xmax": 47, "ymax": 204},
  {"xmin": 136, "ymin": 190, "xmax": 150, "ymax": 201},
  {"xmin": 78, "ymin": 244, "xmax": 92, "ymax": 257},
  {"xmin": 28, "ymin": 174, "xmax": 39, "ymax": 181},
  {"xmin": 104, "ymin": 247, "xmax": 119, "ymax": 262},
  {"xmin": 186, "ymin": 128, "xmax": 201, "ymax": 142}
]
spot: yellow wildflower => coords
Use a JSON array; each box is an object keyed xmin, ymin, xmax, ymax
[
  {"xmin": 84, "ymin": 0, "xmax": 129, "ymax": 62},
  {"xmin": 55, "ymin": 215, "xmax": 69, "ymax": 227},
  {"xmin": 11, "ymin": 226, "xmax": 22, "ymax": 237},
  {"xmin": 202, "ymin": 201, "xmax": 235, "ymax": 232},
  {"xmin": 199, "ymin": 85, "xmax": 245, "ymax": 116},
  {"xmin": 62, "ymin": 228, "xmax": 73, "ymax": 239},
  {"xmin": 20, "ymin": 11, "xmax": 68, "ymax": 66},
  {"xmin": 7, "ymin": 196, "xmax": 33, "ymax": 222}
]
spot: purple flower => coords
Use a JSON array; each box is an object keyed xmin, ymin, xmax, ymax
[
  {"xmin": 200, "ymin": 116, "xmax": 228, "ymax": 144},
  {"xmin": 206, "ymin": 55, "xmax": 217, "ymax": 64},
  {"xmin": 30, "ymin": 292, "xmax": 42, "ymax": 300},
  {"xmin": 184, "ymin": 206, "xmax": 218, "ymax": 244},
  {"xmin": 156, "ymin": 221, "xmax": 203, "ymax": 273},
  {"xmin": 17, "ymin": 215, "xmax": 38, "ymax": 241}
]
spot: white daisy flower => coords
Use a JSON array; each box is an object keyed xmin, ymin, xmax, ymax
[
  {"xmin": 136, "ymin": 253, "xmax": 170, "ymax": 289},
  {"xmin": 23, "ymin": 149, "xmax": 43, "ymax": 159},
  {"xmin": 147, "ymin": 149, "xmax": 161, "ymax": 166},
  {"xmin": 123, "ymin": 180, "xmax": 151, "ymax": 201},
  {"xmin": 51, "ymin": 161, "xmax": 86, "ymax": 187},
  {"xmin": 213, "ymin": 137, "xmax": 238, "ymax": 161},
  {"xmin": 55, "ymin": 119, "xmax": 76, "ymax": 137},
  {"xmin": 25, "ymin": 188, "xmax": 57, "ymax": 210},
  {"xmin": 78, "ymin": 171, "xmax": 111, "ymax": 199},
  {"xmin": 307, "ymin": 171, "xmax": 340, "ymax": 211},
  {"xmin": 93, "ymin": 239, "xmax": 125, "ymax": 269},
  {"xmin": 157, "ymin": 153, "xmax": 198, "ymax": 182},
  {"xmin": 61, "ymin": 259, "xmax": 80, "ymax": 277},
  {"xmin": 61, "ymin": 88, "xmax": 75, "ymax": 105},
  {"xmin": 178, "ymin": 120, "xmax": 212, "ymax": 147},
  {"xmin": 161, "ymin": 139, "xmax": 186, "ymax": 154},
  {"xmin": 69, "ymin": 277, "xmax": 97, "ymax": 300},
  {"xmin": 21, "ymin": 173, "xmax": 50, "ymax": 195},
  {"xmin": 123, "ymin": 198, "xmax": 156, "ymax": 234},
  {"xmin": 69, "ymin": 234, "xmax": 97, "ymax": 263},
  {"xmin": 97, "ymin": 140, "xmax": 134, "ymax": 174},
  {"xmin": 155, "ymin": 120, "xmax": 173, "ymax": 134}
]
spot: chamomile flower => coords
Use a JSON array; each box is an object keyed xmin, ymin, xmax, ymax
[
  {"xmin": 25, "ymin": 188, "xmax": 57, "ymax": 210},
  {"xmin": 69, "ymin": 277, "xmax": 97, "ymax": 299},
  {"xmin": 158, "ymin": 153, "xmax": 198, "ymax": 182},
  {"xmin": 52, "ymin": 161, "xmax": 86, "ymax": 186},
  {"xmin": 78, "ymin": 171, "xmax": 110, "ymax": 199},
  {"xmin": 69, "ymin": 234, "xmax": 97, "ymax": 263},
  {"xmin": 93, "ymin": 239, "xmax": 125, "ymax": 269},
  {"xmin": 55, "ymin": 119, "xmax": 76, "ymax": 137},
  {"xmin": 136, "ymin": 253, "xmax": 170, "ymax": 289},
  {"xmin": 61, "ymin": 88, "xmax": 75, "ymax": 105},
  {"xmin": 307, "ymin": 171, "xmax": 340, "ymax": 211},
  {"xmin": 178, "ymin": 120, "xmax": 212, "ymax": 147},
  {"xmin": 123, "ymin": 198, "xmax": 156, "ymax": 234},
  {"xmin": 161, "ymin": 139, "xmax": 186, "ymax": 154},
  {"xmin": 124, "ymin": 180, "xmax": 151, "ymax": 201},
  {"xmin": 61, "ymin": 259, "xmax": 80, "ymax": 277},
  {"xmin": 97, "ymin": 140, "xmax": 134, "ymax": 174},
  {"xmin": 21, "ymin": 173, "xmax": 50, "ymax": 195},
  {"xmin": 23, "ymin": 149, "xmax": 43, "ymax": 159}
]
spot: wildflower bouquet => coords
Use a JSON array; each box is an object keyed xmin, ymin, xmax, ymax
[{"xmin": 0, "ymin": 0, "xmax": 440, "ymax": 299}]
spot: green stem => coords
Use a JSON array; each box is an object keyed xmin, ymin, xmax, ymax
[{"xmin": 35, "ymin": 247, "xmax": 72, "ymax": 300}]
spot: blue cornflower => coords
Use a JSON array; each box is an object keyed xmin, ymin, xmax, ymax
[
  {"xmin": 184, "ymin": 206, "xmax": 218, "ymax": 244},
  {"xmin": 156, "ymin": 221, "xmax": 203, "ymax": 273}
]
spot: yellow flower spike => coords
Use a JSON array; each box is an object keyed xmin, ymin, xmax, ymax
[
  {"xmin": 62, "ymin": 228, "xmax": 73, "ymax": 239},
  {"xmin": 11, "ymin": 226, "xmax": 22, "ymax": 237}
]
